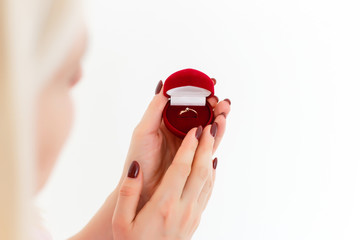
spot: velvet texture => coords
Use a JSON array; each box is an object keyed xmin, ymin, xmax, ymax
[
  {"xmin": 162, "ymin": 69, "xmax": 215, "ymax": 138},
  {"xmin": 163, "ymin": 68, "xmax": 214, "ymax": 98}
]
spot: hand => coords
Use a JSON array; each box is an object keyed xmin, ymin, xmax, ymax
[
  {"xmin": 113, "ymin": 125, "xmax": 217, "ymax": 239},
  {"xmin": 69, "ymin": 78, "xmax": 231, "ymax": 240},
  {"xmin": 120, "ymin": 79, "xmax": 231, "ymax": 211}
]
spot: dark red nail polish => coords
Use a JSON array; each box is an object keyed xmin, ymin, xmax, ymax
[
  {"xmin": 224, "ymin": 98, "xmax": 231, "ymax": 105},
  {"xmin": 195, "ymin": 126, "xmax": 203, "ymax": 140},
  {"xmin": 155, "ymin": 80, "xmax": 163, "ymax": 95},
  {"xmin": 128, "ymin": 161, "xmax": 140, "ymax": 178},
  {"xmin": 211, "ymin": 78, "xmax": 217, "ymax": 85},
  {"xmin": 213, "ymin": 157, "xmax": 218, "ymax": 169},
  {"xmin": 214, "ymin": 95, "xmax": 219, "ymax": 103},
  {"xmin": 210, "ymin": 122, "xmax": 218, "ymax": 138}
]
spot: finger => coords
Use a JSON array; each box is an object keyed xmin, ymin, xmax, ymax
[
  {"xmin": 113, "ymin": 161, "xmax": 142, "ymax": 231},
  {"xmin": 210, "ymin": 78, "xmax": 217, "ymax": 86},
  {"xmin": 212, "ymin": 99, "xmax": 231, "ymax": 153},
  {"xmin": 152, "ymin": 127, "xmax": 201, "ymax": 200},
  {"xmin": 181, "ymin": 124, "xmax": 216, "ymax": 201},
  {"xmin": 207, "ymin": 77, "xmax": 218, "ymax": 108},
  {"xmin": 207, "ymin": 95, "xmax": 219, "ymax": 109},
  {"xmin": 136, "ymin": 81, "xmax": 168, "ymax": 134},
  {"xmin": 213, "ymin": 99, "xmax": 231, "ymax": 119},
  {"xmin": 198, "ymin": 158, "xmax": 217, "ymax": 212},
  {"xmin": 213, "ymin": 114, "xmax": 226, "ymax": 153},
  {"xmin": 190, "ymin": 158, "xmax": 217, "ymax": 236}
]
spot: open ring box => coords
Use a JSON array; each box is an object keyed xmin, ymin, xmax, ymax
[{"xmin": 162, "ymin": 68, "xmax": 215, "ymax": 138}]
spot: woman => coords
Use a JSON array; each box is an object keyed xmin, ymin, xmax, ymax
[{"xmin": 0, "ymin": 0, "xmax": 231, "ymax": 239}]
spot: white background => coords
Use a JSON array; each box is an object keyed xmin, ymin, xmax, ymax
[{"xmin": 36, "ymin": 0, "xmax": 360, "ymax": 239}]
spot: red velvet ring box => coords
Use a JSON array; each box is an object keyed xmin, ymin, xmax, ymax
[{"xmin": 162, "ymin": 68, "xmax": 215, "ymax": 138}]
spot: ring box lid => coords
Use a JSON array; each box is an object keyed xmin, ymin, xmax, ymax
[{"xmin": 163, "ymin": 69, "xmax": 214, "ymax": 106}]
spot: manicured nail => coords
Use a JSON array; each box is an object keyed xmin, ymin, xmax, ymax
[
  {"xmin": 224, "ymin": 98, "xmax": 231, "ymax": 105},
  {"xmin": 128, "ymin": 161, "xmax": 140, "ymax": 178},
  {"xmin": 155, "ymin": 80, "xmax": 163, "ymax": 95},
  {"xmin": 195, "ymin": 126, "xmax": 203, "ymax": 140},
  {"xmin": 210, "ymin": 122, "xmax": 218, "ymax": 137},
  {"xmin": 220, "ymin": 112, "xmax": 227, "ymax": 119},
  {"xmin": 213, "ymin": 157, "xmax": 218, "ymax": 169},
  {"xmin": 214, "ymin": 95, "xmax": 219, "ymax": 103},
  {"xmin": 211, "ymin": 78, "xmax": 217, "ymax": 85}
]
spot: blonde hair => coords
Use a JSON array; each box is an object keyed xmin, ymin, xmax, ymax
[{"xmin": 0, "ymin": 0, "xmax": 82, "ymax": 239}]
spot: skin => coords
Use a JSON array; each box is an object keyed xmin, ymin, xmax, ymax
[
  {"xmin": 35, "ymin": 32, "xmax": 85, "ymax": 192},
  {"xmin": 36, "ymin": 32, "xmax": 231, "ymax": 240}
]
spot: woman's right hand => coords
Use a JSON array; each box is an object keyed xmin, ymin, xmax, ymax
[{"xmin": 112, "ymin": 125, "xmax": 218, "ymax": 240}]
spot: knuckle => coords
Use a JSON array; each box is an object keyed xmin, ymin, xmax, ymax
[
  {"xmin": 119, "ymin": 184, "xmax": 137, "ymax": 197},
  {"xmin": 173, "ymin": 162, "xmax": 191, "ymax": 178},
  {"xmin": 203, "ymin": 179, "xmax": 213, "ymax": 194},
  {"xmin": 196, "ymin": 166, "xmax": 210, "ymax": 182},
  {"xmin": 112, "ymin": 216, "xmax": 128, "ymax": 236},
  {"xmin": 182, "ymin": 203, "xmax": 195, "ymax": 223},
  {"xmin": 159, "ymin": 195, "xmax": 177, "ymax": 220},
  {"xmin": 209, "ymin": 179, "xmax": 214, "ymax": 190}
]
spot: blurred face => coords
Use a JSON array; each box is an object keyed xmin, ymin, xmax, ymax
[{"xmin": 35, "ymin": 32, "xmax": 87, "ymax": 192}]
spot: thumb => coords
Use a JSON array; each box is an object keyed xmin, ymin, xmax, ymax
[
  {"xmin": 113, "ymin": 161, "xmax": 142, "ymax": 229},
  {"xmin": 137, "ymin": 80, "xmax": 168, "ymax": 134}
]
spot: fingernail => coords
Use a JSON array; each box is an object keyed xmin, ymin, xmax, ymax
[
  {"xmin": 195, "ymin": 126, "xmax": 203, "ymax": 140},
  {"xmin": 214, "ymin": 95, "xmax": 219, "ymax": 103},
  {"xmin": 211, "ymin": 78, "xmax": 217, "ymax": 85},
  {"xmin": 213, "ymin": 157, "xmax": 218, "ymax": 169},
  {"xmin": 210, "ymin": 122, "xmax": 218, "ymax": 138},
  {"xmin": 155, "ymin": 80, "xmax": 163, "ymax": 95},
  {"xmin": 128, "ymin": 161, "xmax": 140, "ymax": 178},
  {"xmin": 220, "ymin": 112, "xmax": 227, "ymax": 119},
  {"xmin": 224, "ymin": 98, "xmax": 231, "ymax": 105}
]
